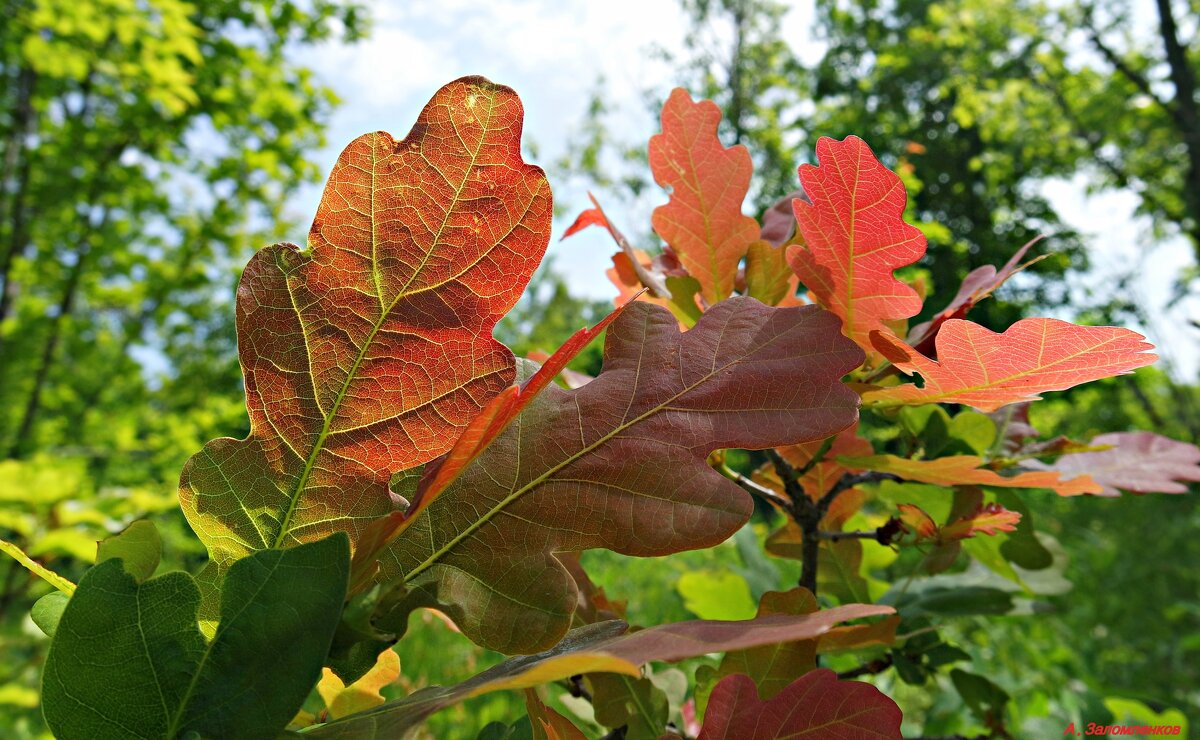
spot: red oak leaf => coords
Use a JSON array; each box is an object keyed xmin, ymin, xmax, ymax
[
  {"xmin": 863, "ymin": 318, "xmax": 1156, "ymax": 412},
  {"xmin": 698, "ymin": 669, "xmax": 903, "ymax": 739},
  {"xmin": 650, "ymin": 89, "xmax": 760, "ymax": 304},
  {"xmin": 179, "ymin": 77, "xmax": 551, "ymax": 567},
  {"xmin": 351, "ymin": 301, "xmax": 632, "ymax": 588},
  {"xmin": 375, "ymin": 298, "xmax": 864, "ymax": 652},
  {"xmin": 788, "ymin": 136, "xmax": 926, "ymax": 351}
]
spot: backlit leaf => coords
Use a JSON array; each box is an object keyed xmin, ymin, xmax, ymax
[
  {"xmin": 650, "ymin": 89, "xmax": 760, "ymax": 304},
  {"xmin": 788, "ymin": 136, "xmax": 926, "ymax": 351},
  {"xmin": 316, "ymin": 647, "xmax": 401, "ymax": 720},
  {"xmin": 96, "ymin": 520, "xmax": 161, "ymax": 583},
  {"xmin": 179, "ymin": 77, "xmax": 551, "ymax": 569},
  {"xmin": 375, "ymin": 298, "xmax": 864, "ymax": 652},
  {"xmin": 842, "ymin": 454, "xmax": 1100, "ymax": 495},
  {"xmin": 863, "ymin": 318, "xmax": 1156, "ymax": 412},
  {"xmin": 676, "ymin": 570, "xmax": 757, "ymax": 621},
  {"xmin": 350, "ymin": 302, "xmax": 632, "ymax": 586},
  {"xmin": 899, "ymin": 503, "xmax": 1020, "ymax": 544},
  {"xmin": 697, "ymin": 669, "xmax": 903, "ymax": 739}
]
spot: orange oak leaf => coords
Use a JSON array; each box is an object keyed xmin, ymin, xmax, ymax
[
  {"xmin": 841, "ymin": 454, "xmax": 1101, "ymax": 495},
  {"xmin": 373, "ymin": 298, "xmax": 865, "ymax": 652},
  {"xmin": 1035, "ymin": 431, "xmax": 1200, "ymax": 496},
  {"xmin": 650, "ymin": 89, "xmax": 760, "ymax": 305},
  {"xmin": 526, "ymin": 351, "xmax": 594, "ymax": 389},
  {"xmin": 942, "ymin": 503, "xmax": 1021, "ymax": 539},
  {"xmin": 179, "ymin": 77, "xmax": 551, "ymax": 568},
  {"xmin": 787, "ymin": 136, "xmax": 926, "ymax": 351},
  {"xmin": 525, "ymin": 690, "xmax": 587, "ymax": 740},
  {"xmin": 698, "ymin": 669, "xmax": 902, "ymax": 739},
  {"xmin": 898, "ymin": 502, "xmax": 1020, "ymax": 544},
  {"xmin": 862, "ymin": 318, "xmax": 1157, "ymax": 412},
  {"xmin": 561, "ymin": 205, "xmax": 605, "ymax": 239},
  {"xmin": 897, "ymin": 504, "xmax": 939, "ymax": 540}
]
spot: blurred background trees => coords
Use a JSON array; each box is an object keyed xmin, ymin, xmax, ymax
[
  {"xmin": 0, "ymin": 0, "xmax": 1196, "ymax": 735},
  {"xmin": 0, "ymin": 0, "xmax": 364, "ymax": 732}
]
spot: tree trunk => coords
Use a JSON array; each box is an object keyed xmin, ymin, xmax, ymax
[
  {"xmin": 1154, "ymin": 0, "xmax": 1200, "ymax": 255},
  {"xmin": 0, "ymin": 66, "xmax": 37, "ymax": 352}
]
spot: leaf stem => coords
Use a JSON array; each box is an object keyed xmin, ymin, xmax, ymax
[{"xmin": 0, "ymin": 538, "xmax": 75, "ymax": 595}]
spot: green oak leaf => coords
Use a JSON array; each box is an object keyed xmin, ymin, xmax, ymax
[
  {"xmin": 96, "ymin": 519, "xmax": 162, "ymax": 582},
  {"xmin": 42, "ymin": 533, "xmax": 349, "ymax": 740}
]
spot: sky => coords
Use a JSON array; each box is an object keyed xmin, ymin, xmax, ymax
[{"xmin": 292, "ymin": 0, "xmax": 1200, "ymax": 378}]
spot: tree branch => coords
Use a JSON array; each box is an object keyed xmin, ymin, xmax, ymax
[
  {"xmin": 836, "ymin": 654, "xmax": 893, "ymax": 680},
  {"xmin": 728, "ymin": 468, "xmax": 792, "ymax": 510},
  {"xmin": 1081, "ymin": 6, "xmax": 1173, "ymax": 114}
]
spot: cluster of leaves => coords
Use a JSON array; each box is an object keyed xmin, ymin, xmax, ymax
[{"xmin": 8, "ymin": 76, "xmax": 1199, "ymax": 739}]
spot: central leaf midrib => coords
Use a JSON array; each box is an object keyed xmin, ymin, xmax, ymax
[
  {"xmin": 271, "ymin": 92, "xmax": 497, "ymax": 550},
  {"xmin": 402, "ymin": 323, "xmax": 801, "ymax": 583},
  {"xmin": 163, "ymin": 555, "xmax": 282, "ymax": 738}
]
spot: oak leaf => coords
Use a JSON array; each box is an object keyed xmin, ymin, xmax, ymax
[
  {"xmin": 759, "ymin": 189, "xmax": 804, "ymax": 247},
  {"xmin": 650, "ymin": 89, "xmax": 760, "ymax": 304},
  {"xmin": 375, "ymin": 298, "xmax": 864, "ymax": 652},
  {"xmin": 842, "ymin": 453, "xmax": 1100, "ymax": 495},
  {"xmin": 744, "ymin": 239, "xmax": 803, "ymax": 307},
  {"xmin": 862, "ymin": 318, "xmax": 1156, "ymax": 412},
  {"xmin": 1037, "ymin": 431, "xmax": 1200, "ymax": 496},
  {"xmin": 698, "ymin": 669, "xmax": 902, "ymax": 739},
  {"xmin": 898, "ymin": 502, "xmax": 1021, "ymax": 545},
  {"xmin": 179, "ymin": 77, "xmax": 551, "ymax": 567},
  {"xmin": 787, "ymin": 136, "xmax": 926, "ymax": 351}
]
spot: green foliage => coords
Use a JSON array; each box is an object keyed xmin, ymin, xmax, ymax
[{"xmin": 43, "ymin": 533, "xmax": 349, "ymax": 739}]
